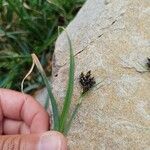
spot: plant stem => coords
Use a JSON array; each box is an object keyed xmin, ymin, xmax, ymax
[{"xmin": 64, "ymin": 93, "xmax": 84, "ymax": 135}]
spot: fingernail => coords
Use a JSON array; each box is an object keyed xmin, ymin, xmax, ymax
[{"xmin": 38, "ymin": 132, "xmax": 62, "ymax": 150}]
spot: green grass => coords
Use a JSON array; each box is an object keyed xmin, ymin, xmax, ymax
[
  {"xmin": 21, "ymin": 30, "xmax": 75, "ymax": 134},
  {"xmin": 30, "ymin": 34, "xmax": 96, "ymax": 135},
  {"xmin": 59, "ymin": 29, "xmax": 75, "ymax": 133},
  {"xmin": 31, "ymin": 53, "xmax": 60, "ymax": 130},
  {"xmin": 29, "ymin": 34, "xmax": 96, "ymax": 135},
  {"xmin": 26, "ymin": 31, "xmax": 81, "ymax": 135},
  {"xmin": 0, "ymin": 0, "xmax": 85, "ymax": 92}
]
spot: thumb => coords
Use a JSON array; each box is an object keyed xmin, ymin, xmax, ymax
[{"xmin": 0, "ymin": 131, "xmax": 67, "ymax": 150}]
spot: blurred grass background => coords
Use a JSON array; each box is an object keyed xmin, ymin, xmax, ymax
[{"xmin": 0, "ymin": 0, "xmax": 85, "ymax": 92}]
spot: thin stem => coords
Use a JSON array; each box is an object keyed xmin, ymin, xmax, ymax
[{"xmin": 64, "ymin": 93, "xmax": 84, "ymax": 135}]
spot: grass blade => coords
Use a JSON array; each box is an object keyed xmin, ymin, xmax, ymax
[
  {"xmin": 59, "ymin": 29, "xmax": 75, "ymax": 132},
  {"xmin": 31, "ymin": 54, "xmax": 60, "ymax": 130},
  {"xmin": 21, "ymin": 60, "xmax": 35, "ymax": 93},
  {"xmin": 64, "ymin": 93, "xmax": 84, "ymax": 135}
]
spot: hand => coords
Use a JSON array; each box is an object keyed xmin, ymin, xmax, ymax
[{"xmin": 0, "ymin": 89, "xmax": 67, "ymax": 150}]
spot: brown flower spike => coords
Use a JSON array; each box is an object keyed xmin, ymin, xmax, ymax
[{"xmin": 79, "ymin": 71, "xmax": 96, "ymax": 94}]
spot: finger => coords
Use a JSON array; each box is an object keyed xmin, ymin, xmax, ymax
[
  {"xmin": 0, "ymin": 89, "xmax": 50, "ymax": 133},
  {"xmin": 0, "ymin": 131, "xmax": 67, "ymax": 150},
  {"xmin": 3, "ymin": 119, "xmax": 30, "ymax": 135},
  {"xmin": 0, "ymin": 104, "xmax": 3, "ymax": 135}
]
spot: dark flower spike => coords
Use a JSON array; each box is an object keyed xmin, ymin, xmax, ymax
[
  {"xmin": 147, "ymin": 58, "xmax": 150, "ymax": 69},
  {"xmin": 79, "ymin": 70, "xmax": 96, "ymax": 94}
]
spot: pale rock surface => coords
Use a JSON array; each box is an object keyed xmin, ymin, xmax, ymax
[{"xmin": 35, "ymin": 0, "xmax": 150, "ymax": 149}]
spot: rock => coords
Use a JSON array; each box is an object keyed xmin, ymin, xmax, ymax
[{"xmin": 35, "ymin": 0, "xmax": 150, "ymax": 149}]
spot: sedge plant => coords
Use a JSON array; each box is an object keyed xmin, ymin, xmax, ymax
[
  {"xmin": 22, "ymin": 30, "xmax": 95, "ymax": 135},
  {"xmin": 21, "ymin": 30, "xmax": 75, "ymax": 134}
]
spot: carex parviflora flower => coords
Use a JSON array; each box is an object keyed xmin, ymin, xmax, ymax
[
  {"xmin": 79, "ymin": 70, "xmax": 96, "ymax": 94},
  {"xmin": 147, "ymin": 58, "xmax": 150, "ymax": 69}
]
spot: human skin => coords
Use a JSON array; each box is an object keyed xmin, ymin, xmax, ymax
[{"xmin": 0, "ymin": 88, "xmax": 67, "ymax": 150}]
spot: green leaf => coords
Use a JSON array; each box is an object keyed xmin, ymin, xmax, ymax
[
  {"xmin": 31, "ymin": 54, "xmax": 60, "ymax": 130},
  {"xmin": 0, "ymin": 0, "xmax": 3, "ymax": 9},
  {"xmin": 59, "ymin": 28, "xmax": 75, "ymax": 133}
]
